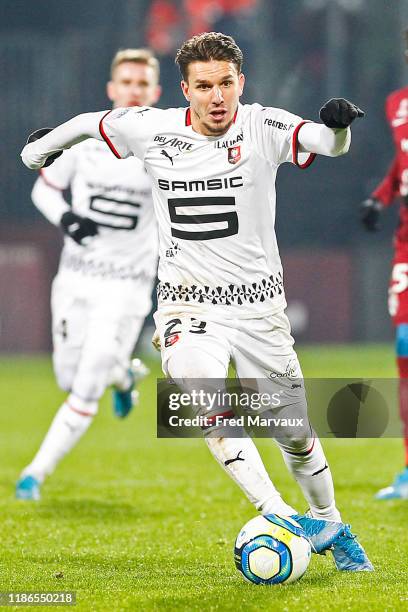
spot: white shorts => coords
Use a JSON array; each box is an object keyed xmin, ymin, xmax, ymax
[
  {"xmin": 154, "ymin": 309, "xmax": 309, "ymax": 435},
  {"xmin": 154, "ymin": 309, "xmax": 303, "ymax": 382},
  {"xmin": 51, "ymin": 270, "xmax": 154, "ymax": 399}
]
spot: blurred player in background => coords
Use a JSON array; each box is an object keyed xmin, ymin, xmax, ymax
[
  {"xmin": 16, "ymin": 49, "xmax": 161, "ymax": 501},
  {"xmin": 360, "ymin": 32, "xmax": 408, "ymax": 500},
  {"xmin": 21, "ymin": 32, "xmax": 373, "ymax": 571}
]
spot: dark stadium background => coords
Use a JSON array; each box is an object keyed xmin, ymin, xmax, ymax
[{"xmin": 1, "ymin": 0, "xmax": 406, "ymax": 350}]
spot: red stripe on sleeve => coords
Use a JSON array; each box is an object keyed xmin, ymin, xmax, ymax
[
  {"xmin": 292, "ymin": 120, "xmax": 317, "ymax": 169},
  {"xmin": 99, "ymin": 110, "xmax": 122, "ymax": 159},
  {"xmin": 372, "ymin": 156, "xmax": 400, "ymax": 206},
  {"xmin": 39, "ymin": 169, "xmax": 64, "ymax": 191}
]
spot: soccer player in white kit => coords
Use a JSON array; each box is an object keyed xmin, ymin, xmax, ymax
[
  {"xmin": 16, "ymin": 49, "xmax": 161, "ymax": 501},
  {"xmin": 21, "ymin": 33, "xmax": 373, "ymax": 571}
]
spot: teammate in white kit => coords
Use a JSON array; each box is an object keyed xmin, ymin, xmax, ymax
[
  {"xmin": 16, "ymin": 49, "xmax": 161, "ymax": 501},
  {"xmin": 21, "ymin": 33, "xmax": 373, "ymax": 571}
]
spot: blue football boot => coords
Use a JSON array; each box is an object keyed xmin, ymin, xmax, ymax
[
  {"xmin": 15, "ymin": 475, "xmax": 41, "ymax": 501},
  {"xmin": 332, "ymin": 524, "xmax": 374, "ymax": 571},
  {"xmin": 112, "ymin": 358, "xmax": 149, "ymax": 418},
  {"xmin": 291, "ymin": 513, "xmax": 344, "ymax": 554},
  {"xmin": 375, "ymin": 468, "xmax": 408, "ymax": 500}
]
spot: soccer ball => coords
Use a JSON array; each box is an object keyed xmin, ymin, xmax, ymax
[{"xmin": 234, "ymin": 514, "xmax": 311, "ymax": 585}]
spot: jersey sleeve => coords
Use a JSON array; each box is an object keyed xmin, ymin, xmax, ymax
[
  {"xmin": 99, "ymin": 106, "xmax": 162, "ymax": 161},
  {"xmin": 250, "ymin": 104, "xmax": 316, "ymax": 168},
  {"xmin": 39, "ymin": 147, "xmax": 76, "ymax": 190},
  {"xmin": 372, "ymin": 156, "xmax": 400, "ymax": 206}
]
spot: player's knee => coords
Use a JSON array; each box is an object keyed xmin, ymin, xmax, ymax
[
  {"xmin": 167, "ymin": 347, "xmax": 226, "ymax": 380},
  {"xmin": 396, "ymin": 324, "xmax": 408, "ymax": 357},
  {"xmin": 73, "ymin": 350, "xmax": 116, "ymax": 401},
  {"xmin": 271, "ymin": 417, "xmax": 311, "ymax": 452},
  {"xmin": 282, "ymin": 436, "xmax": 312, "ymax": 453}
]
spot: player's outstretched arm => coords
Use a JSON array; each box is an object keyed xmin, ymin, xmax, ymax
[
  {"xmin": 21, "ymin": 111, "xmax": 107, "ymax": 170},
  {"xmin": 298, "ymin": 98, "xmax": 364, "ymax": 157}
]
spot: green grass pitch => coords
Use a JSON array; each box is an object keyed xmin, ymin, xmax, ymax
[{"xmin": 1, "ymin": 345, "xmax": 407, "ymax": 611}]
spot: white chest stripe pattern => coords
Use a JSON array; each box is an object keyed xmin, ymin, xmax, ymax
[{"xmin": 100, "ymin": 103, "xmax": 316, "ymax": 317}]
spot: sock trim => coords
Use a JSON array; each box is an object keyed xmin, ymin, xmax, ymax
[{"xmin": 68, "ymin": 403, "xmax": 94, "ymax": 417}]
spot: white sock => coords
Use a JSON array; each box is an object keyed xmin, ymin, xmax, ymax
[
  {"xmin": 205, "ymin": 436, "xmax": 297, "ymax": 516},
  {"xmin": 277, "ymin": 436, "xmax": 341, "ymax": 522},
  {"xmin": 21, "ymin": 394, "xmax": 97, "ymax": 483}
]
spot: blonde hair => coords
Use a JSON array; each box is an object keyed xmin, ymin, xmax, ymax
[{"xmin": 110, "ymin": 48, "xmax": 160, "ymax": 82}]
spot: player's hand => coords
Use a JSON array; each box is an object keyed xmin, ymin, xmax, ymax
[
  {"xmin": 319, "ymin": 98, "xmax": 365, "ymax": 129},
  {"xmin": 152, "ymin": 329, "xmax": 161, "ymax": 352},
  {"xmin": 360, "ymin": 198, "xmax": 382, "ymax": 232},
  {"xmin": 26, "ymin": 128, "xmax": 63, "ymax": 167},
  {"xmin": 60, "ymin": 211, "xmax": 99, "ymax": 245}
]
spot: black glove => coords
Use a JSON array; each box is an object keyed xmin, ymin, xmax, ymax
[
  {"xmin": 60, "ymin": 211, "xmax": 99, "ymax": 245},
  {"xmin": 360, "ymin": 198, "xmax": 382, "ymax": 232},
  {"xmin": 26, "ymin": 128, "xmax": 63, "ymax": 167},
  {"xmin": 319, "ymin": 98, "xmax": 365, "ymax": 129}
]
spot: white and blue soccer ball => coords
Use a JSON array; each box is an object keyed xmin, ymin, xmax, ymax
[{"xmin": 234, "ymin": 514, "xmax": 311, "ymax": 585}]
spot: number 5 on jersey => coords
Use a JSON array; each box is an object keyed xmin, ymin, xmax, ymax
[
  {"xmin": 168, "ymin": 197, "xmax": 238, "ymax": 240},
  {"xmin": 389, "ymin": 263, "xmax": 408, "ymax": 317}
]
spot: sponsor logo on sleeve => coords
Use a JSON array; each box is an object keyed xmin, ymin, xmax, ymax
[
  {"xmin": 263, "ymin": 117, "xmax": 293, "ymax": 131},
  {"xmin": 112, "ymin": 108, "xmax": 131, "ymax": 119}
]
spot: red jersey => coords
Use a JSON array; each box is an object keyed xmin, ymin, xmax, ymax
[{"xmin": 373, "ymin": 86, "xmax": 408, "ymax": 251}]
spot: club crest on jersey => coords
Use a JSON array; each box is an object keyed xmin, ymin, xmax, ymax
[
  {"xmin": 165, "ymin": 334, "xmax": 180, "ymax": 348},
  {"xmin": 228, "ymin": 145, "xmax": 241, "ymax": 165}
]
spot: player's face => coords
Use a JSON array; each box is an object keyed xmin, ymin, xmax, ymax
[
  {"xmin": 181, "ymin": 60, "xmax": 245, "ymax": 136},
  {"xmin": 107, "ymin": 62, "xmax": 161, "ymax": 108}
]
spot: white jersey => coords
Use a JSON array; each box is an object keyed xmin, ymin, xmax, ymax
[
  {"xmin": 39, "ymin": 138, "xmax": 158, "ymax": 284},
  {"xmin": 100, "ymin": 103, "xmax": 315, "ymax": 318}
]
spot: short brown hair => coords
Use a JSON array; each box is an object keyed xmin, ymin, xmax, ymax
[
  {"xmin": 110, "ymin": 48, "xmax": 160, "ymax": 82},
  {"xmin": 175, "ymin": 32, "xmax": 243, "ymax": 81}
]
